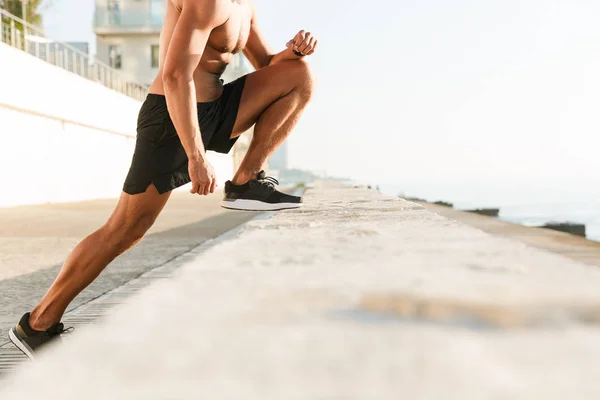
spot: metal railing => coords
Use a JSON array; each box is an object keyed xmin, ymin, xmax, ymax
[
  {"xmin": 0, "ymin": 8, "xmax": 148, "ymax": 101},
  {"xmin": 94, "ymin": 8, "xmax": 164, "ymax": 30}
]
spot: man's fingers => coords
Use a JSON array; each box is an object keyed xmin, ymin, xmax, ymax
[
  {"xmin": 297, "ymin": 41, "xmax": 309, "ymax": 54},
  {"xmin": 296, "ymin": 39, "xmax": 310, "ymax": 54},
  {"xmin": 292, "ymin": 31, "xmax": 317, "ymax": 55},
  {"xmin": 294, "ymin": 31, "xmax": 305, "ymax": 47},
  {"xmin": 209, "ymin": 179, "xmax": 217, "ymax": 194},
  {"xmin": 198, "ymin": 181, "xmax": 208, "ymax": 196},
  {"xmin": 190, "ymin": 182, "xmax": 199, "ymax": 194},
  {"xmin": 307, "ymin": 40, "xmax": 317, "ymax": 55},
  {"xmin": 298, "ymin": 36, "xmax": 314, "ymax": 54},
  {"xmin": 292, "ymin": 35, "xmax": 301, "ymax": 47}
]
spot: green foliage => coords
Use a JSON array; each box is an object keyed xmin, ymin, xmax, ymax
[{"xmin": 0, "ymin": 0, "xmax": 43, "ymax": 27}]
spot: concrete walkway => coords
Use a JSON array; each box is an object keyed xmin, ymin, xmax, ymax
[
  {"xmin": 0, "ymin": 191, "xmax": 260, "ymax": 343},
  {"xmin": 2, "ymin": 183, "xmax": 600, "ymax": 399}
]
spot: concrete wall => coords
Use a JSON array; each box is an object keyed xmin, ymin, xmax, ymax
[
  {"xmin": 0, "ymin": 105, "xmax": 136, "ymax": 206},
  {"xmin": 0, "ymin": 42, "xmax": 233, "ymax": 207}
]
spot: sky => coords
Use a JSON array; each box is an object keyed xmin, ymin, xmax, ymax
[{"xmin": 40, "ymin": 0, "xmax": 600, "ymax": 186}]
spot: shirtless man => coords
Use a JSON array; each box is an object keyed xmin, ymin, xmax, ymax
[{"xmin": 9, "ymin": 0, "xmax": 316, "ymax": 359}]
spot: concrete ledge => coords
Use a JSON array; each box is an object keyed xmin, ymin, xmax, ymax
[
  {"xmin": 2, "ymin": 183, "xmax": 600, "ymax": 399},
  {"xmin": 419, "ymin": 201, "xmax": 600, "ymax": 268}
]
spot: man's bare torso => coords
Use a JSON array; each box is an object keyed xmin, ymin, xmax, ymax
[{"xmin": 148, "ymin": 0, "xmax": 252, "ymax": 102}]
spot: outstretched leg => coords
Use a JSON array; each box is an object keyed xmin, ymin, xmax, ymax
[
  {"xmin": 29, "ymin": 185, "xmax": 171, "ymax": 330},
  {"xmin": 230, "ymin": 59, "xmax": 314, "ymax": 184}
]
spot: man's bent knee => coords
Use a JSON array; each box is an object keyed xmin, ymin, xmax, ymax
[{"xmin": 289, "ymin": 60, "xmax": 315, "ymax": 101}]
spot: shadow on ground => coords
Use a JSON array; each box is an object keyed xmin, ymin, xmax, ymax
[{"xmin": 0, "ymin": 211, "xmax": 259, "ymax": 344}]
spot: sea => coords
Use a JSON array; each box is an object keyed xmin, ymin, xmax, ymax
[{"xmin": 378, "ymin": 178, "xmax": 600, "ymax": 242}]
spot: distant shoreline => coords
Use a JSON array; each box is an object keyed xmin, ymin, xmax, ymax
[{"xmin": 378, "ymin": 181, "xmax": 600, "ymax": 242}]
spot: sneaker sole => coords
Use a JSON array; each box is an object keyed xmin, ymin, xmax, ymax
[
  {"xmin": 9, "ymin": 327, "xmax": 35, "ymax": 361},
  {"xmin": 221, "ymin": 199, "xmax": 303, "ymax": 211}
]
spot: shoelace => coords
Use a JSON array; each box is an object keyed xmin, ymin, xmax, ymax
[
  {"xmin": 258, "ymin": 175, "xmax": 279, "ymax": 188},
  {"xmin": 45, "ymin": 323, "xmax": 74, "ymax": 337}
]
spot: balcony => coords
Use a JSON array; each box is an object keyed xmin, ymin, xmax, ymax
[{"xmin": 94, "ymin": 9, "xmax": 164, "ymax": 35}]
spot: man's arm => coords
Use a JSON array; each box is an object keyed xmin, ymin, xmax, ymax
[
  {"xmin": 162, "ymin": 0, "xmax": 228, "ymax": 195},
  {"xmin": 162, "ymin": 0, "xmax": 225, "ymax": 161},
  {"xmin": 243, "ymin": 3, "xmax": 310, "ymax": 69}
]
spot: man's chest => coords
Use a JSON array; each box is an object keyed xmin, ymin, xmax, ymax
[{"xmin": 207, "ymin": 3, "xmax": 252, "ymax": 55}]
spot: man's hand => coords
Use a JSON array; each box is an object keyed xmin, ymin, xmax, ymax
[
  {"xmin": 188, "ymin": 157, "xmax": 217, "ymax": 196},
  {"xmin": 286, "ymin": 30, "xmax": 318, "ymax": 57}
]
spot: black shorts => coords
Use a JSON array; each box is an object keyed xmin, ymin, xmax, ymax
[{"xmin": 123, "ymin": 75, "xmax": 247, "ymax": 195}]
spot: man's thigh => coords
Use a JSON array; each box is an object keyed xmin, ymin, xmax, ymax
[{"xmin": 231, "ymin": 60, "xmax": 306, "ymax": 137}]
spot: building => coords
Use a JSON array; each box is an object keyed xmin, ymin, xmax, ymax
[
  {"xmin": 94, "ymin": 0, "xmax": 163, "ymax": 85},
  {"xmin": 268, "ymin": 140, "xmax": 289, "ymax": 171},
  {"xmin": 93, "ymin": 0, "xmax": 250, "ymax": 85}
]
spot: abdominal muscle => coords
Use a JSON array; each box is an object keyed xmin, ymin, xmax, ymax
[{"xmin": 148, "ymin": 58, "xmax": 233, "ymax": 103}]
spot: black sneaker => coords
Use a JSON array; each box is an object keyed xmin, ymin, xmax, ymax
[
  {"xmin": 8, "ymin": 312, "xmax": 72, "ymax": 360},
  {"xmin": 221, "ymin": 171, "xmax": 303, "ymax": 211}
]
